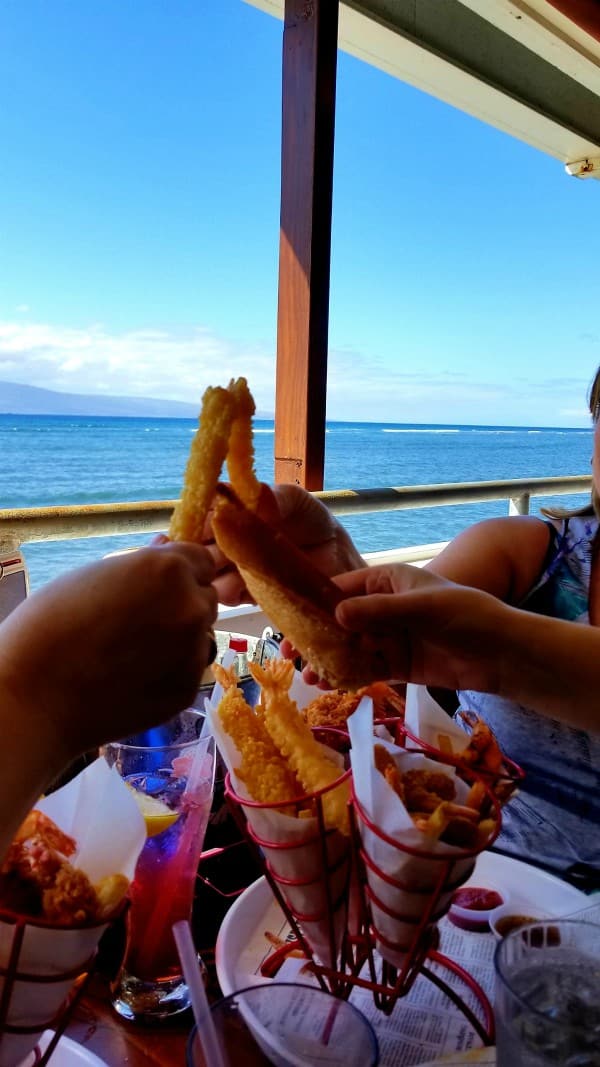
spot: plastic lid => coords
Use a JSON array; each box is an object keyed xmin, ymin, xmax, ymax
[{"xmin": 228, "ymin": 635, "xmax": 249, "ymax": 652}]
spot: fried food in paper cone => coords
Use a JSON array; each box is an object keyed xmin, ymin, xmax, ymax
[
  {"xmin": 207, "ymin": 663, "xmax": 352, "ymax": 967},
  {"xmin": 0, "ymin": 818, "xmax": 131, "ymax": 1065},
  {"xmin": 348, "ymin": 700, "xmax": 499, "ymax": 970},
  {"xmin": 0, "ymin": 761, "xmax": 143, "ymax": 1067}
]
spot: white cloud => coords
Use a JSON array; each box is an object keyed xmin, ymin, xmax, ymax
[
  {"xmin": 326, "ymin": 347, "xmax": 591, "ymax": 426},
  {"xmin": 15, "ymin": 304, "xmax": 29, "ymax": 313},
  {"xmin": 0, "ymin": 319, "xmax": 277, "ymax": 411},
  {"xmin": 0, "ymin": 318, "xmax": 593, "ymax": 426}
]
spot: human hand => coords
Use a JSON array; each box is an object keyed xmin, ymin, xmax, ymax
[
  {"xmin": 206, "ymin": 482, "xmax": 365, "ymax": 605},
  {"xmin": 283, "ymin": 563, "xmax": 507, "ymax": 694},
  {"xmin": 0, "ymin": 543, "xmax": 218, "ymax": 763}
]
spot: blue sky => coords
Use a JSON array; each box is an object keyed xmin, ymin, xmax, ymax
[{"xmin": 1, "ymin": 0, "xmax": 599, "ymax": 425}]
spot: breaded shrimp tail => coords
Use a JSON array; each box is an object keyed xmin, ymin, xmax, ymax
[
  {"xmin": 214, "ymin": 664, "xmax": 301, "ymax": 805},
  {"xmin": 212, "ymin": 484, "xmax": 385, "ymax": 690},
  {"xmin": 250, "ymin": 660, "xmax": 350, "ymax": 834}
]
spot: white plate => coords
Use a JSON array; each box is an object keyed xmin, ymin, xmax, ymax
[
  {"xmin": 20, "ymin": 1032, "xmax": 110, "ymax": 1067},
  {"xmin": 216, "ymin": 851, "xmax": 588, "ymax": 1067}
]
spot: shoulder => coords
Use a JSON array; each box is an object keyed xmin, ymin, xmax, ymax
[
  {"xmin": 451, "ymin": 515, "xmax": 551, "ymax": 554},
  {"xmin": 428, "ymin": 516, "xmax": 552, "ymax": 602}
]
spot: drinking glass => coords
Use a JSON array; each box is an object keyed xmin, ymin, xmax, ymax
[
  {"xmin": 103, "ymin": 711, "xmax": 215, "ymax": 1022},
  {"xmin": 186, "ymin": 983, "xmax": 379, "ymax": 1066},
  {"xmin": 494, "ymin": 918, "xmax": 600, "ymax": 1066}
]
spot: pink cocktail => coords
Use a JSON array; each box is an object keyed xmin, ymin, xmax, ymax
[{"xmin": 103, "ymin": 712, "xmax": 215, "ymax": 1022}]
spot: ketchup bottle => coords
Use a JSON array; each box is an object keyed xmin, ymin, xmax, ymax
[{"xmin": 228, "ymin": 635, "xmax": 249, "ymax": 680}]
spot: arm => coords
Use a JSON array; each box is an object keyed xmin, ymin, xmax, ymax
[
  {"xmin": 333, "ymin": 563, "xmax": 599, "ymax": 731},
  {"xmin": 0, "ymin": 542, "xmax": 217, "ymax": 856},
  {"xmin": 426, "ymin": 516, "xmax": 552, "ymax": 604}
]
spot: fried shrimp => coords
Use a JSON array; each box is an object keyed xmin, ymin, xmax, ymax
[
  {"xmin": 214, "ymin": 663, "xmax": 301, "ymax": 805},
  {"xmin": 457, "ymin": 711, "xmax": 504, "ymax": 774},
  {"xmin": 226, "ymin": 377, "xmax": 261, "ymax": 512},
  {"xmin": 169, "ymin": 376, "xmax": 261, "ymax": 543},
  {"xmin": 251, "ymin": 660, "xmax": 350, "ymax": 834},
  {"xmin": 169, "ymin": 385, "xmax": 236, "ymax": 541}
]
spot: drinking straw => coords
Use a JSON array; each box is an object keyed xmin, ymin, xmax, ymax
[{"xmin": 173, "ymin": 920, "xmax": 229, "ymax": 1067}]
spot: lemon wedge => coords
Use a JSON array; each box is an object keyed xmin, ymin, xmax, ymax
[{"xmin": 128, "ymin": 787, "xmax": 180, "ymax": 837}]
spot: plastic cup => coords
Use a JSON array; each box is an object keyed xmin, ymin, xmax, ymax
[
  {"xmin": 494, "ymin": 918, "xmax": 600, "ymax": 1066},
  {"xmin": 186, "ymin": 983, "xmax": 379, "ymax": 1067}
]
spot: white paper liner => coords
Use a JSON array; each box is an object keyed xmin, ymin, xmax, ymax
[
  {"xmin": 404, "ymin": 684, "xmax": 519, "ymax": 805},
  {"xmin": 206, "ymin": 670, "xmax": 351, "ymax": 968},
  {"xmin": 404, "ymin": 684, "xmax": 472, "ymax": 755},
  {"xmin": 0, "ymin": 759, "xmax": 146, "ymax": 1067},
  {"xmin": 349, "ymin": 698, "xmax": 478, "ymax": 970}
]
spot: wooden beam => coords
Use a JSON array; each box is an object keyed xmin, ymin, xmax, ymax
[
  {"xmin": 274, "ymin": 0, "xmax": 339, "ymax": 490},
  {"xmin": 545, "ymin": 0, "xmax": 600, "ymax": 44}
]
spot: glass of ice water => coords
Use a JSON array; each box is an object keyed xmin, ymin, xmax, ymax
[{"xmin": 494, "ymin": 918, "xmax": 600, "ymax": 1066}]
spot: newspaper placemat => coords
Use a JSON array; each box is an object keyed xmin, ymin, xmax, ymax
[
  {"xmin": 252, "ymin": 909, "xmax": 495, "ymax": 1065},
  {"xmin": 216, "ymin": 851, "xmax": 589, "ymax": 1066}
]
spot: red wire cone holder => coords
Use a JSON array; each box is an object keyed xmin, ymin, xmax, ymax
[
  {"xmin": 225, "ymin": 735, "xmax": 510, "ymax": 1045},
  {"xmin": 0, "ymin": 900, "xmax": 128, "ymax": 1067},
  {"xmin": 377, "ymin": 715, "xmax": 524, "ymax": 804},
  {"xmin": 225, "ymin": 750, "xmax": 354, "ymax": 992}
]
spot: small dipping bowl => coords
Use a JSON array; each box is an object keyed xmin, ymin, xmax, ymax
[
  {"xmin": 448, "ymin": 885, "xmax": 509, "ymax": 933},
  {"xmin": 489, "ymin": 903, "xmax": 551, "ymax": 940}
]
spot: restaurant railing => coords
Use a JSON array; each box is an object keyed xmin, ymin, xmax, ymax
[
  {"xmin": 0, "ymin": 472, "xmax": 589, "ymax": 633},
  {"xmin": 0, "ymin": 474, "xmax": 590, "ymax": 556}
]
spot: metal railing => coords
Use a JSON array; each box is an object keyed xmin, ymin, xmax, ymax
[{"xmin": 0, "ymin": 474, "xmax": 591, "ymax": 550}]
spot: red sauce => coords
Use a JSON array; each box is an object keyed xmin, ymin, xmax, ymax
[{"xmin": 451, "ymin": 887, "xmax": 504, "ymax": 911}]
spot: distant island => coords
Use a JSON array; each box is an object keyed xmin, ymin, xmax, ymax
[{"xmin": 0, "ymin": 380, "xmax": 273, "ymax": 419}]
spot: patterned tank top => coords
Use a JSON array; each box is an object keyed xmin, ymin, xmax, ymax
[{"xmin": 458, "ymin": 513, "xmax": 600, "ymax": 885}]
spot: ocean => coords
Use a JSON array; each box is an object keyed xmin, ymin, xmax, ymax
[{"xmin": 0, "ymin": 414, "xmax": 592, "ymax": 592}]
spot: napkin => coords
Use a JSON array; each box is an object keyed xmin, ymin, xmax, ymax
[{"xmin": 404, "ymin": 683, "xmax": 470, "ymax": 754}]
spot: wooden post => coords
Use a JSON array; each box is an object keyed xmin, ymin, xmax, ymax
[{"xmin": 274, "ymin": 0, "xmax": 339, "ymax": 489}]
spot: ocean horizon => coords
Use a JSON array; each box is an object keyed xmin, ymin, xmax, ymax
[{"xmin": 0, "ymin": 413, "xmax": 591, "ymax": 591}]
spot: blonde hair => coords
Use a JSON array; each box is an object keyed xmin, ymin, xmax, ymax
[{"xmin": 542, "ymin": 365, "xmax": 600, "ymax": 520}]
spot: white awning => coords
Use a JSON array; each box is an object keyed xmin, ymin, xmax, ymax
[{"xmin": 245, "ymin": 0, "xmax": 600, "ymax": 178}]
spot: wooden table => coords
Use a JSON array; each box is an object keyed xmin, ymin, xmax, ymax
[{"xmin": 65, "ymin": 989, "xmax": 191, "ymax": 1065}]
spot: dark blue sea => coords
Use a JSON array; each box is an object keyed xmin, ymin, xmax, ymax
[{"xmin": 0, "ymin": 414, "xmax": 592, "ymax": 591}]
